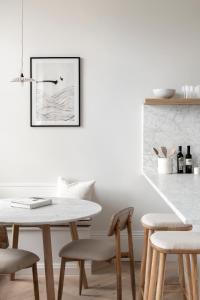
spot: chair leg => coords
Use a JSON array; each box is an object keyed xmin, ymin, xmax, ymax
[
  {"xmin": 79, "ymin": 260, "xmax": 84, "ymax": 296},
  {"xmin": 191, "ymin": 254, "xmax": 199, "ymax": 300},
  {"xmin": 127, "ymin": 216, "xmax": 136, "ymax": 300},
  {"xmin": 148, "ymin": 249, "xmax": 159, "ymax": 300},
  {"xmin": 32, "ymin": 263, "xmax": 39, "ymax": 300},
  {"xmin": 143, "ymin": 229, "xmax": 154, "ymax": 300},
  {"xmin": 115, "ymin": 257, "xmax": 122, "ymax": 300},
  {"xmin": 155, "ymin": 253, "xmax": 166, "ymax": 300},
  {"xmin": 69, "ymin": 222, "xmax": 88, "ymax": 289},
  {"xmin": 58, "ymin": 258, "xmax": 66, "ymax": 300},
  {"xmin": 178, "ymin": 254, "xmax": 187, "ymax": 300},
  {"xmin": 115, "ymin": 223, "xmax": 122, "ymax": 300},
  {"xmin": 185, "ymin": 254, "xmax": 193, "ymax": 300},
  {"xmin": 138, "ymin": 228, "xmax": 149, "ymax": 300}
]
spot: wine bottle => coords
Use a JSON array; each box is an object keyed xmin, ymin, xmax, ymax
[
  {"xmin": 177, "ymin": 146, "xmax": 184, "ymax": 173},
  {"xmin": 185, "ymin": 145, "xmax": 193, "ymax": 173}
]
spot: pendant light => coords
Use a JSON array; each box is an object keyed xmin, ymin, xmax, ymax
[{"xmin": 11, "ymin": 0, "xmax": 35, "ymax": 83}]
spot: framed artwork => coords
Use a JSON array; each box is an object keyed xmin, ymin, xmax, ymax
[{"xmin": 30, "ymin": 57, "xmax": 80, "ymax": 127}]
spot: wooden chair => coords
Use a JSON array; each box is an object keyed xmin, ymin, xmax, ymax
[
  {"xmin": 148, "ymin": 231, "xmax": 200, "ymax": 300},
  {"xmin": 10, "ymin": 220, "xmax": 91, "ymax": 288},
  {"xmin": 57, "ymin": 207, "xmax": 136, "ymax": 300},
  {"xmin": 0, "ymin": 225, "xmax": 40, "ymax": 300},
  {"xmin": 139, "ymin": 213, "xmax": 192, "ymax": 300}
]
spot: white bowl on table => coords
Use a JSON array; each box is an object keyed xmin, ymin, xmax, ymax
[{"xmin": 153, "ymin": 88, "xmax": 176, "ymax": 99}]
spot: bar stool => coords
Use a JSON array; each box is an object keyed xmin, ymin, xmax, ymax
[
  {"xmin": 138, "ymin": 213, "xmax": 192, "ymax": 300},
  {"xmin": 148, "ymin": 231, "xmax": 200, "ymax": 300}
]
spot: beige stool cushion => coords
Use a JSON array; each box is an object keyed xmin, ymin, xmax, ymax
[
  {"xmin": 0, "ymin": 248, "xmax": 39, "ymax": 274},
  {"xmin": 150, "ymin": 231, "xmax": 200, "ymax": 251},
  {"xmin": 141, "ymin": 213, "xmax": 192, "ymax": 229},
  {"xmin": 59, "ymin": 239, "xmax": 115, "ymax": 261}
]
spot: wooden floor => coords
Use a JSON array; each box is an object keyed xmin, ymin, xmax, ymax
[{"xmin": 0, "ymin": 262, "xmax": 182, "ymax": 300}]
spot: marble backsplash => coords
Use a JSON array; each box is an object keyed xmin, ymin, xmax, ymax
[{"xmin": 143, "ymin": 105, "xmax": 200, "ymax": 173}]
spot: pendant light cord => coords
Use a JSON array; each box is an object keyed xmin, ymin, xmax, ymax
[
  {"xmin": 11, "ymin": 0, "xmax": 34, "ymax": 82},
  {"xmin": 21, "ymin": 0, "xmax": 24, "ymax": 75}
]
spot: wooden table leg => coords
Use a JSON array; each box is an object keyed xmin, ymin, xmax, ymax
[
  {"xmin": 42, "ymin": 225, "xmax": 55, "ymax": 300},
  {"xmin": 69, "ymin": 222, "xmax": 88, "ymax": 289},
  {"xmin": 10, "ymin": 224, "xmax": 19, "ymax": 281}
]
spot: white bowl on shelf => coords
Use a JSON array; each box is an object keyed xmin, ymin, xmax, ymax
[{"xmin": 153, "ymin": 88, "xmax": 176, "ymax": 99}]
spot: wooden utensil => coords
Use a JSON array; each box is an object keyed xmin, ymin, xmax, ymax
[
  {"xmin": 167, "ymin": 147, "xmax": 176, "ymax": 157},
  {"xmin": 153, "ymin": 147, "xmax": 159, "ymax": 157},
  {"xmin": 160, "ymin": 146, "xmax": 167, "ymax": 158}
]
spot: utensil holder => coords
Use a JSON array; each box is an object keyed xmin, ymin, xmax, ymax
[{"xmin": 158, "ymin": 157, "xmax": 172, "ymax": 174}]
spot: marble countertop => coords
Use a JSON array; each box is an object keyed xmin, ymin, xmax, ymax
[
  {"xmin": 143, "ymin": 170, "xmax": 200, "ymax": 225},
  {"xmin": 0, "ymin": 198, "xmax": 102, "ymax": 225}
]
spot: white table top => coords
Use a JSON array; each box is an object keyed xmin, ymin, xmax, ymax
[
  {"xmin": 0, "ymin": 198, "xmax": 102, "ymax": 225},
  {"xmin": 143, "ymin": 170, "xmax": 200, "ymax": 225}
]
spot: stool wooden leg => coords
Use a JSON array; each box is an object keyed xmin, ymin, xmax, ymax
[
  {"xmin": 138, "ymin": 228, "xmax": 149, "ymax": 300},
  {"xmin": 178, "ymin": 254, "xmax": 187, "ymax": 300},
  {"xmin": 156, "ymin": 253, "xmax": 166, "ymax": 300},
  {"xmin": 143, "ymin": 229, "xmax": 154, "ymax": 300},
  {"xmin": 148, "ymin": 249, "xmax": 159, "ymax": 300},
  {"xmin": 191, "ymin": 254, "xmax": 199, "ymax": 300},
  {"xmin": 185, "ymin": 254, "xmax": 193, "ymax": 300}
]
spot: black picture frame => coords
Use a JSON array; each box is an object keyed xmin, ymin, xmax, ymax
[{"xmin": 30, "ymin": 57, "xmax": 80, "ymax": 127}]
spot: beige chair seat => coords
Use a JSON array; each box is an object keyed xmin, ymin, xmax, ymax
[
  {"xmin": 150, "ymin": 231, "xmax": 200, "ymax": 251},
  {"xmin": 141, "ymin": 213, "xmax": 192, "ymax": 229},
  {"xmin": 59, "ymin": 238, "xmax": 115, "ymax": 261},
  {"xmin": 0, "ymin": 248, "xmax": 39, "ymax": 274}
]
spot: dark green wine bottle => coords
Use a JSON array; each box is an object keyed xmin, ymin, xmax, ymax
[
  {"xmin": 185, "ymin": 145, "xmax": 193, "ymax": 174},
  {"xmin": 177, "ymin": 146, "xmax": 184, "ymax": 173}
]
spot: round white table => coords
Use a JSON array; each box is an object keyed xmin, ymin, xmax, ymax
[{"xmin": 0, "ymin": 197, "xmax": 102, "ymax": 300}]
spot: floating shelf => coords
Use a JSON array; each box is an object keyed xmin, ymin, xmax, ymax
[{"xmin": 145, "ymin": 98, "xmax": 200, "ymax": 105}]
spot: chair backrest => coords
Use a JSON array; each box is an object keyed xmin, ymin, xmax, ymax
[
  {"xmin": 0, "ymin": 226, "xmax": 9, "ymax": 249},
  {"xmin": 107, "ymin": 207, "xmax": 134, "ymax": 236}
]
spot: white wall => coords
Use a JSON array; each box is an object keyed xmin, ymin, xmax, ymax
[{"xmin": 0, "ymin": 0, "xmax": 200, "ymax": 263}]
